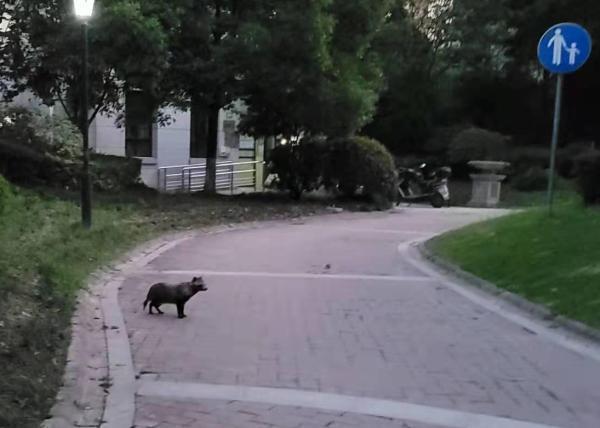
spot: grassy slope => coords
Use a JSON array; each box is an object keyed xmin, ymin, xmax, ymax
[
  {"xmin": 0, "ymin": 186, "xmax": 333, "ymax": 428},
  {"xmin": 432, "ymin": 200, "xmax": 600, "ymax": 329}
]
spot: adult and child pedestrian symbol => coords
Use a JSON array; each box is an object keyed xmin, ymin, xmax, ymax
[
  {"xmin": 537, "ymin": 23, "xmax": 592, "ymax": 214},
  {"xmin": 538, "ymin": 23, "xmax": 592, "ymax": 74}
]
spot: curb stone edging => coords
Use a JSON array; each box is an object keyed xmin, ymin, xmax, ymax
[
  {"xmin": 418, "ymin": 239, "xmax": 600, "ymax": 344},
  {"xmin": 41, "ymin": 230, "xmax": 197, "ymax": 428}
]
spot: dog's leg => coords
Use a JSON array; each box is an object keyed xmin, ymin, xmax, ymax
[{"xmin": 176, "ymin": 302, "xmax": 186, "ymax": 319}]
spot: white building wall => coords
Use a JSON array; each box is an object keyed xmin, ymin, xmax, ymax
[
  {"xmin": 156, "ymin": 108, "xmax": 191, "ymax": 168},
  {"xmin": 91, "ymin": 114, "xmax": 125, "ymax": 157},
  {"xmin": 90, "ymin": 104, "xmax": 253, "ymax": 190}
]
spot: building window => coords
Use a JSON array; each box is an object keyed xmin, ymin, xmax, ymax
[
  {"xmin": 190, "ymin": 105, "xmax": 208, "ymax": 158},
  {"xmin": 126, "ymin": 90, "xmax": 154, "ymax": 157},
  {"xmin": 223, "ymin": 120, "xmax": 240, "ymax": 149}
]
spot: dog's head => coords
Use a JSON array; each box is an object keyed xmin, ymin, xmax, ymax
[{"xmin": 190, "ymin": 276, "xmax": 208, "ymax": 293}]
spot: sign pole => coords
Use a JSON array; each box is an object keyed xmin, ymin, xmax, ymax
[
  {"xmin": 547, "ymin": 74, "xmax": 564, "ymax": 215},
  {"xmin": 538, "ymin": 22, "xmax": 591, "ymax": 214}
]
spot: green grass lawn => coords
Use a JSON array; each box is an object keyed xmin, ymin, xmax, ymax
[
  {"xmin": 432, "ymin": 198, "xmax": 600, "ymax": 330},
  {"xmin": 0, "ymin": 184, "xmax": 335, "ymax": 428}
]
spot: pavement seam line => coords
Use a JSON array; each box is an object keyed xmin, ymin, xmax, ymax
[
  {"xmin": 137, "ymin": 380, "xmax": 562, "ymax": 428},
  {"xmin": 132, "ymin": 269, "xmax": 433, "ymax": 282}
]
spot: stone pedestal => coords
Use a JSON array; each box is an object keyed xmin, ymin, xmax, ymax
[
  {"xmin": 467, "ymin": 161, "xmax": 510, "ymax": 208},
  {"xmin": 468, "ymin": 173, "xmax": 507, "ymax": 208}
]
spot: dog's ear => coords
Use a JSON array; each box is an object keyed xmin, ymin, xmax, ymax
[{"xmin": 192, "ymin": 276, "xmax": 198, "ymax": 281}]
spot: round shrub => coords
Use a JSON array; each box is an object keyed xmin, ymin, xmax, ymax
[
  {"xmin": 448, "ymin": 127, "xmax": 509, "ymax": 164},
  {"xmin": 327, "ymin": 136, "xmax": 397, "ymax": 209}
]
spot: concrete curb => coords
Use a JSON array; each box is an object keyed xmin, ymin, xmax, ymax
[
  {"xmin": 41, "ymin": 230, "xmax": 197, "ymax": 428},
  {"xmin": 418, "ymin": 239, "xmax": 600, "ymax": 345}
]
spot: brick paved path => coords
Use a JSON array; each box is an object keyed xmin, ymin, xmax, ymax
[{"xmin": 118, "ymin": 209, "xmax": 600, "ymax": 428}]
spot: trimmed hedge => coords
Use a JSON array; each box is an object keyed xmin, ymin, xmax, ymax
[
  {"xmin": 268, "ymin": 136, "xmax": 397, "ymax": 208},
  {"xmin": 327, "ymin": 136, "xmax": 397, "ymax": 208},
  {"xmin": 448, "ymin": 127, "xmax": 509, "ymax": 164}
]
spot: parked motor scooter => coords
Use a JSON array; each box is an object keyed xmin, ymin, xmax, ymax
[{"xmin": 396, "ymin": 163, "xmax": 452, "ymax": 208}]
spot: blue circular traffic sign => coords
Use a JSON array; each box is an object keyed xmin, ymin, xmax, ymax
[{"xmin": 538, "ymin": 23, "xmax": 592, "ymax": 74}]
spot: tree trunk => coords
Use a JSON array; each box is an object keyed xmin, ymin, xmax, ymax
[{"xmin": 204, "ymin": 103, "xmax": 220, "ymax": 193}]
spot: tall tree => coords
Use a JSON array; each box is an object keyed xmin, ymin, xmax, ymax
[
  {"xmin": 238, "ymin": 0, "xmax": 390, "ymax": 141},
  {"xmin": 0, "ymin": 0, "xmax": 171, "ymax": 133},
  {"xmin": 165, "ymin": 0, "xmax": 261, "ymax": 193},
  {"xmin": 364, "ymin": 0, "xmax": 440, "ymax": 153},
  {"xmin": 236, "ymin": 0, "xmax": 334, "ymax": 140}
]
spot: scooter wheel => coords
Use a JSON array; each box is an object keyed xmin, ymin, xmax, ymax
[{"xmin": 430, "ymin": 192, "xmax": 445, "ymax": 208}]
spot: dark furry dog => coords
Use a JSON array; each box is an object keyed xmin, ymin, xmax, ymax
[{"xmin": 143, "ymin": 276, "xmax": 208, "ymax": 319}]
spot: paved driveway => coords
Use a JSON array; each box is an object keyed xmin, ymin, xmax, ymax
[{"xmin": 118, "ymin": 208, "xmax": 600, "ymax": 428}]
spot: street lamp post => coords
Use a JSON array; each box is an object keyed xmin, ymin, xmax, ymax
[{"xmin": 74, "ymin": 0, "xmax": 94, "ymax": 229}]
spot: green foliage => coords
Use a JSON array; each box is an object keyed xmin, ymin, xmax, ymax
[
  {"xmin": 446, "ymin": 0, "xmax": 513, "ymax": 76},
  {"xmin": 364, "ymin": 1, "xmax": 441, "ymax": 153},
  {"xmin": 0, "ymin": 174, "xmax": 12, "ymax": 214},
  {"xmin": 575, "ymin": 150, "xmax": 600, "ymax": 206},
  {"xmin": 0, "ymin": 0, "xmax": 171, "ymax": 128},
  {"xmin": 90, "ymin": 154, "xmax": 142, "ymax": 192},
  {"xmin": 268, "ymin": 136, "xmax": 397, "ymax": 208},
  {"xmin": 0, "ymin": 107, "xmax": 142, "ymax": 191},
  {"xmin": 236, "ymin": 0, "xmax": 335, "ymax": 138},
  {"xmin": 510, "ymin": 166, "xmax": 548, "ymax": 192},
  {"xmin": 0, "ymin": 107, "xmax": 81, "ymax": 160},
  {"xmin": 0, "ymin": 107, "xmax": 81, "ymax": 187},
  {"xmin": 239, "ymin": 0, "xmax": 388, "ymax": 139},
  {"xmin": 267, "ymin": 139, "xmax": 328, "ymax": 199},
  {"xmin": 327, "ymin": 136, "xmax": 397, "ymax": 208},
  {"xmin": 448, "ymin": 127, "xmax": 509, "ymax": 164},
  {"xmin": 509, "ymin": 146, "xmax": 549, "ymax": 171}
]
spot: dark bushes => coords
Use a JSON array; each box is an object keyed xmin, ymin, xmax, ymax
[
  {"xmin": 0, "ymin": 175, "xmax": 12, "ymax": 214},
  {"xmin": 268, "ymin": 138, "xmax": 327, "ymax": 200},
  {"xmin": 575, "ymin": 151, "xmax": 600, "ymax": 205},
  {"xmin": 0, "ymin": 107, "xmax": 81, "ymax": 187},
  {"xmin": 510, "ymin": 166, "xmax": 548, "ymax": 192},
  {"xmin": 268, "ymin": 136, "xmax": 397, "ymax": 208},
  {"xmin": 448, "ymin": 127, "xmax": 509, "ymax": 164},
  {"xmin": 0, "ymin": 106, "xmax": 142, "ymax": 191},
  {"xmin": 90, "ymin": 154, "xmax": 142, "ymax": 191},
  {"xmin": 327, "ymin": 137, "xmax": 397, "ymax": 208}
]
